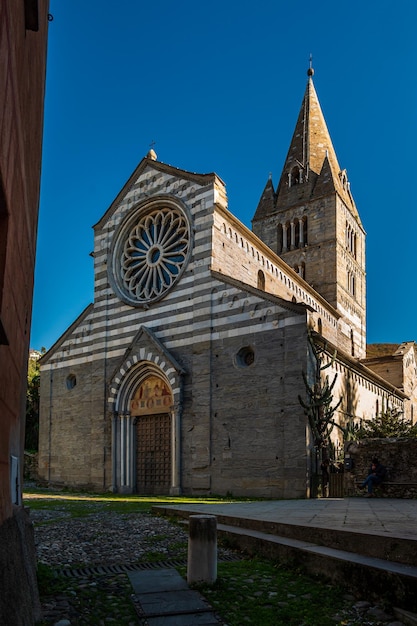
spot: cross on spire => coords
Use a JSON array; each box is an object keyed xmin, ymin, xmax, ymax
[{"xmin": 308, "ymin": 54, "xmax": 314, "ymax": 77}]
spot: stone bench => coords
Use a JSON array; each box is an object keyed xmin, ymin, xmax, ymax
[
  {"xmin": 374, "ymin": 482, "xmax": 417, "ymax": 498},
  {"xmin": 354, "ymin": 479, "xmax": 417, "ymax": 498}
]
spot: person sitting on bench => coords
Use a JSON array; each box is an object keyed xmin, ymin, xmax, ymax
[{"xmin": 360, "ymin": 457, "xmax": 387, "ymax": 497}]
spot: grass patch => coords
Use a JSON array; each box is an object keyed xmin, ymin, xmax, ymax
[
  {"xmin": 37, "ymin": 563, "xmax": 66, "ymax": 597},
  {"xmin": 24, "ymin": 486, "xmax": 243, "ymax": 518},
  {"xmin": 183, "ymin": 559, "xmax": 357, "ymax": 626},
  {"xmin": 31, "ymin": 488, "xmax": 367, "ymax": 624},
  {"xmin": 35, "ymin": 571, "xmax": 138, "ymax": 625}
]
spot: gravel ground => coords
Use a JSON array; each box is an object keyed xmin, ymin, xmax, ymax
[
  {"xmin": 33, "ymin": 509, "xmax": 190, "ymax": 569},
  {"xmin": 33, "ymin": 508, "xmax": 410, "ymax": 626}
]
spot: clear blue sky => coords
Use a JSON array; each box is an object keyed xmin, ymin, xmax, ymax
[{"xmin": 31, "ymin": 0, "xmax": 417, "ymax": 350}]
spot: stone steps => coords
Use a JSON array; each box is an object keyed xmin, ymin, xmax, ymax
[
  {"xmin": 216, "ymin": 521, "xmax": 417, "ymax": 612},
  {"xmin": 155, "ymin": 505, "xmax": 417, "ymax": 611},
  {"xmin": 214, "ymin": 513, "xmax": 417, "ymax": 566}
]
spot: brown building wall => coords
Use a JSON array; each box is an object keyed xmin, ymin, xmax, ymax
[
  {"xmin": 208, "ymin": 325, "xmax": 309, "ymax": 498},
  {"xmin": 0, "ymin": 0, "xmax": 48, "ymax": 519},
  {"xmin": 0, "ymin": 1, "xmax": 49, "ymax": 623},
  {"xmin": 40, "ymin": 316, "xmax": 310, "ymax": 499}
]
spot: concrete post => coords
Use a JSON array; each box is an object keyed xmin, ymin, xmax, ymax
[{"xmin": 187, "ymin": 514, "xmax": 217, "ymax": 584}]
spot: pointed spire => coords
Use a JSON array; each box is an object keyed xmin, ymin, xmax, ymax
[
  {"xmin": 274, "ymin": 66, "xmax": 358, "ymax": 216},
  {"xmin": 253, "ymin": 176, "xmax": 276, "ymax": 221}
]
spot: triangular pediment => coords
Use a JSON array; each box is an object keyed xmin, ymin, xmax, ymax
[
  {"xmin": 39, "ymin": 304, "xmax": 94, "ymax": 364},
  {"xmin": 110, "ymin": 325, "xmax": 186, "ymax": 383},
  {"xmin": 94, "ymin": 156, "xmax": 220, "ymax": 231},
  {"xmin": 107, "ymin": 326, "xmax": 186, "ymax": 411}
]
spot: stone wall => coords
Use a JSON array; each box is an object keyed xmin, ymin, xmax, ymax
[
  {"xmin": 0, "ymin": 1, "xmax": 48, "ymax": 622},
  {"xmin": 345, "ymin": 439, "xmax": 417, "ymax": 498},
  {"xmin": 0, "ymin": 508, "xmax": 41, "ymax": 624},
  {"xmin": 24, "ymin": 452, "xmax": 39, "ymax": 481}
]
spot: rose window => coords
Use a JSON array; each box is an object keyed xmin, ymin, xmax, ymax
[{"xmin": 111, "ymin": 203, "xmax": 191, "ymax": 306}]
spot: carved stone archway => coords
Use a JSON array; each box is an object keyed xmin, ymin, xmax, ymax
[{"xmin": 108, "ymin": 327, "xmax": 185, "ymax": 495}]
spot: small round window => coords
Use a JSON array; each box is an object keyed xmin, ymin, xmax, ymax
[
  {"xmin": 66, "ymin": 374, "xmax": 77, "ymax": 390},
  {"xmin": 235, "ymin": 346, "xmax": 255, "ymax": 368}
]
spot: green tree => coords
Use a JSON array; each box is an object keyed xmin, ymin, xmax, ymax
[
  {"xmin": 359, "ymin": 408, "xmax": 417, "ymax": 439},
  {"xmin": 298, "ymin": 335, "xmax": 342, "ymax": 457},
  {"xmin": 25, "ymin": 349, "xmax": 44, "ymax": 451}
]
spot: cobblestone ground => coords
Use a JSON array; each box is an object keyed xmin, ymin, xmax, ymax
[
  {"xmin": 33, "ymin": 508, "xmax": 410, "ymax": 626},
  {"xmin": 34, "ymin": 509, "xmax": 191, "ymax": 624}
]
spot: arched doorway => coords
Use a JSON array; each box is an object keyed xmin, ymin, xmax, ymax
[
  {"xmin": 108, "ymin": 328, "xmax": 185, "ymax": 495},
  {"xmin": 130, "ymin": 375, "xmax": 173, "ymax": 495}
]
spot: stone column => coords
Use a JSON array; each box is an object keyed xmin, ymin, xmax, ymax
[
  {"xmin": 299, "ymin": 220, "xmax": 304, "ymax": 247},
  {"xmin": 120, "ymin": 413, "xmax": 126, "ymax": 488},
  {"xmin": 119, "ymin": 412, "xmax": 132, "ymax": 493},
  {"xmin": 111, "ymin": 411, "xmax": 118, "ymax": 492},
  {"xmin": 187, "ymin": 515, "xmax": 217, "ymax": 584},
  {"xmin": 170, "ymin": 401, "xmax": 182, "ymax": 495}
]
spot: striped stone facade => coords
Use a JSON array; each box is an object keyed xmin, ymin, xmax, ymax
[
  {"xmin": 38, "ymin": 75, "xmax": 410, "ymax": 498},
  {"xmin": 38, "ymin": 158, "xmax": 317, "ymax": 497}
]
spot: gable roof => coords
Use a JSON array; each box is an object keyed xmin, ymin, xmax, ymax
[
  {"xmin": 211, "ymin": 269, "xmax": 311, "ymax": 315},
  {"xmin": 314, "ymin": 333, "xmax": 408, "ymax": 399},
  {"xmin": 39, "ymin": 303, "xmax": 94, "ymax": 364},
  {"xmin": 94, "ymin": 156, "xmax": 222, "ymax": 230},
  {"xmin": 109, "ymin": 325, "xmax": 186, "ymax": 383}
]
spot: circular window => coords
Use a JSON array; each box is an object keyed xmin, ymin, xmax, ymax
[
  {"xmin": 110, "ymin": 199, "xmax": 191, "ymax": 306},
  {"xmin": 235, "ymin": 346, "xmax": 255, "ymax": 368}
]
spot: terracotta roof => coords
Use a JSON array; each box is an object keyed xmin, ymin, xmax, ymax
[{"xmin": 366, "ymin": 343, "xmax": 400, "ymax": 358}]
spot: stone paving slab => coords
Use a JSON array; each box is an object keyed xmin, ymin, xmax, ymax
[
  {"xmin": 128, "ymin": 569, "xmax": 222, "ymax": 625},
  {"xmin": 137, "ymin": 589, "xmax": 213, "ymax": 614},
  {"xmin": 129, "ymin": 568, "xmax": 189, "ymax": 593},
  {"xmin": 154, "ymin": 497, "xmax": 417, "ymax": 538},
  {"xmin": 146, "ymin": 614, "xmax": 222, "ymax": 625}
]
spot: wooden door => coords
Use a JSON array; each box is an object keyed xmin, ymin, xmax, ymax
[{"xmin": 136, "ymin": 413, "xmax": 171, "ymax": 494}]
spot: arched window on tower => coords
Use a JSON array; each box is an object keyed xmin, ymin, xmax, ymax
[
  {"xmin": 257, "ymin": 270, "xmax": 265, "ymax": 291},
  {"xmin": 340, "ymin": 169, "xmax": 348, "ymax": 190},
  {"xmin": 294, "ymin": 219, "xmax": 300, "ymax": 248},
  {"xmin": 301, "ymin": 217, "xmax": 308, "ymax": 247},
  {"xmin": 277, "ymin": 224, "xmax": 283, "ymax": 254},
  {"xmin": 346, "ymin": 222, "xmax": 357, "ymax": 259},
  {"xmin": 350, "ymin": 329, "xmax": 355, "ymax": 357},
  {"xmin": 289, "ymin": 166, "xmax": 300, "ymax": 187},
  {"xmin": 347, "ymin": 269, "xmax": 356, "ymax": 297}
]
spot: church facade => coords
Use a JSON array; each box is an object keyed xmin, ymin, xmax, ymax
[{"xmin": 38, "ymin": 70, "xmax": 412, "ymax": 498}]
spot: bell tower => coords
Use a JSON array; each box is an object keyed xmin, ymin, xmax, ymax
[{"xmin": 252, "ymin": 66, "xmax": 366, "ymax": 358}]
